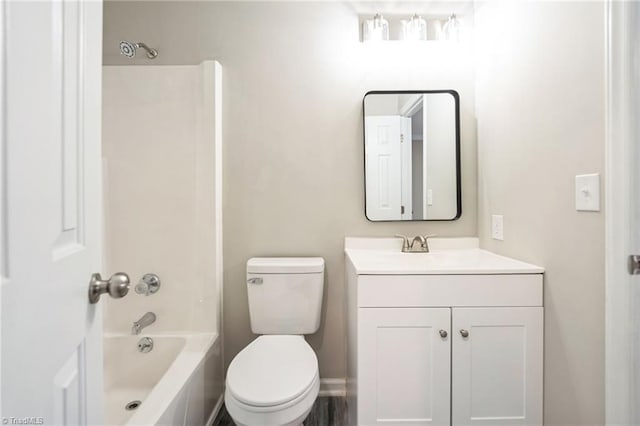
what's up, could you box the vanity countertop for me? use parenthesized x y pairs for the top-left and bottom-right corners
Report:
(345, 237), (544, 275)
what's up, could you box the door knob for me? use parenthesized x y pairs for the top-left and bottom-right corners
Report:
(439, 329), (448, 338)
(88, 272), (130, 304)
(460, 329), (469, 338)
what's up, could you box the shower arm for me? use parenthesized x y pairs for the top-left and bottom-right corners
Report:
(135, 42), (158, 59)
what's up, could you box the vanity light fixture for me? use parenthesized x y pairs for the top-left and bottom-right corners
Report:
(362, 13), (389, 41)
(401, 14), (427, 41)
(442, 13), (462, 41)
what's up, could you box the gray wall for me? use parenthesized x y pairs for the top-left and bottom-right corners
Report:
(103, 1), (478, 379)
(475, 2), (605, 424)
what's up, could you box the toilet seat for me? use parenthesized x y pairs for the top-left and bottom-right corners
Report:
(225, 370), (319, 413)
(226, 335), (319, 408)
(224, 374), (319, 426)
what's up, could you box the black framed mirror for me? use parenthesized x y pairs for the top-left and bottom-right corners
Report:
(363, 90), (461, 221)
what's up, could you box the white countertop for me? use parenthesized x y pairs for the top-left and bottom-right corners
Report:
(345, 237), (544, 275)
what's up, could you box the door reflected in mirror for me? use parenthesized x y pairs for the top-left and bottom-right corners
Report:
(364, 91), (461, 221)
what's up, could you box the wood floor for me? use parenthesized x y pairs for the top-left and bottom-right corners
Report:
(212, 396), (348, 426)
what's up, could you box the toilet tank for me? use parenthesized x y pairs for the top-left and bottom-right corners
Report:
(246, 257), (324, 335)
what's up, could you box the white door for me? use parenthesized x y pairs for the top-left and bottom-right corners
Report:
(400, 117), (412, 220)
(365, 116), (402, 220)
(358, 308), (451, 426)
(1, 1), (108, 424)
(452, 307), (543, 426)
(605, 2), (640, 423)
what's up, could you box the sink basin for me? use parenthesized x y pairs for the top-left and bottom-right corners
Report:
(345, 237), (544, 275)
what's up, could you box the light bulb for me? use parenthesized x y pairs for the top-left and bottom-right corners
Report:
(363, 13), (389, 42)
(442, 14), (462, 41)
(402, 14), (427, 41)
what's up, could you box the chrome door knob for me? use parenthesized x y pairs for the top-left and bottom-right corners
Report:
(88, 272), (130, 304)
(439, 329), (448, 338)
(460, 329), (469, 338)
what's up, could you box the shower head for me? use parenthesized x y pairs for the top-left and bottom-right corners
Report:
(119, 40), (158, 59)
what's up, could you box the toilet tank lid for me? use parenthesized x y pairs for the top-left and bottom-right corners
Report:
(247, 257), (324, 274)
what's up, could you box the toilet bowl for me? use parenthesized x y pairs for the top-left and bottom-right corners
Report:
(224, 257), (325, 426)
(225, 335), (320, 426)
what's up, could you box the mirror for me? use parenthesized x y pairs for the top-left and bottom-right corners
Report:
(363, 90), (461, 221)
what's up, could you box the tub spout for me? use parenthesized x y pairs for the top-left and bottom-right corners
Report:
(132, 312), (156, 335)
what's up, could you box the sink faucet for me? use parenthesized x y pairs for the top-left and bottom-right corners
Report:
(395, 234), (436, 253)
(412, 235), (427, 251)
(132, 312), (156, 335)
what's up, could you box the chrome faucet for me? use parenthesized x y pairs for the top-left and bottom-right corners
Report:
(132, 312), (156, 335)
(395, 234), (436, 253)
(412, 235), (427, 251)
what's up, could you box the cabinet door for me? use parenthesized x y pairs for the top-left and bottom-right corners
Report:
(358, 308), (451, 426)
(452, 307), (543, 426)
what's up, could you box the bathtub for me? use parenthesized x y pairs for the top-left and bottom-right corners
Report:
(104, 333), (223, 426)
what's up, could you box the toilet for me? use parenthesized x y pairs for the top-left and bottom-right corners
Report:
(225, 257), (325, 426)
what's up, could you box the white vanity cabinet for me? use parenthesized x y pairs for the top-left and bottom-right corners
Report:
(345, 238), (544, 426)
(359, 307), (452, 426)
(451, 307), (543, 425)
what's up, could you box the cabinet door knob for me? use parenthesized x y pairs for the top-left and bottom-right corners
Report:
(460, 329), (469, 338)
(439, 329), (448, 338)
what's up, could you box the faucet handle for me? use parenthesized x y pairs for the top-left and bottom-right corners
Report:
(422, 234), (437, 252)
(395, 234), (410, 251)
(135, 273), (161, 296)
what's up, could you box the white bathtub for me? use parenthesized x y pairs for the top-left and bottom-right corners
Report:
(104, 333), (223, 426)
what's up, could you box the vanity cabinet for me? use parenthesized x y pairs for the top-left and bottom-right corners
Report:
(451, 307), (543, 425)
(345, 238), (545, 426)
(359, 307), (451, 426)
(358, 306), (542, 426)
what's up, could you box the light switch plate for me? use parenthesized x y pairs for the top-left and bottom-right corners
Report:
(492, 215), (504, 241)
(575, 173), (600, 212)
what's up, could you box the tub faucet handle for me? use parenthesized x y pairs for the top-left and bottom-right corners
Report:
(135, 273), (161, 296)
(137, 337), (154, 353)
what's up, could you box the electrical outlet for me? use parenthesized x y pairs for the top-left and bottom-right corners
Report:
(492, 215), (504, 241)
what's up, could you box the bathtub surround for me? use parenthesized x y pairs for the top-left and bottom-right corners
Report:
(102, 62), (224, 423)
(474, 2), (605, 424)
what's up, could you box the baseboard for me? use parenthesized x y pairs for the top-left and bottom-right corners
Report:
(319, 378), (346, 397)
(207, 394), (225, 426)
